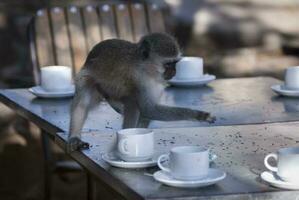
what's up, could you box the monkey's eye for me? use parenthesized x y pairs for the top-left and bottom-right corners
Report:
(164, 58), (180, 68)
(164, 62), (175, 69)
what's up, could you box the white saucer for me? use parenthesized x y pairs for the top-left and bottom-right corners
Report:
(261, 171), (299, 190)
(271, 84), (299, 97)
(168, 74), (216, 87)
(153, 168), (226, 188)
(102, 152), (158, 169)
(102, 152), (217, 169)
(29, 86), (75, 98)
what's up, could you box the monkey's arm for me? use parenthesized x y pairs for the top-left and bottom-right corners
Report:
(68, 91), (91, 152)
(67, 72), (102, 152)
(140, 103), (214, 122)
(137, 86), (215, 123)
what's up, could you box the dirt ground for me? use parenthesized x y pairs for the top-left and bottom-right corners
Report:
(0, 111), (125, 200)
(0, 116), (88, 200)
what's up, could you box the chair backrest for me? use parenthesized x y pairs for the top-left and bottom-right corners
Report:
(28, 2), (166, 85)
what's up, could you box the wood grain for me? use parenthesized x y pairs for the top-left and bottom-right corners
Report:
(130, 3), (149, 42)
(98, 4), (117, 40)
(50, 7), (73, 68)
(146, 3), (166, 33)
(35, 9), (55, 67)
(114, 3), (133, 41)
(82, 5), (101, 51)
(66, 6), (87, 74)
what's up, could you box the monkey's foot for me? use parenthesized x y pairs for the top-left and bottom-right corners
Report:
(66, 137), (89, 153)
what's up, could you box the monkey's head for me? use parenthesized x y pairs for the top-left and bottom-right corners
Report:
(138, 33), (181, 80)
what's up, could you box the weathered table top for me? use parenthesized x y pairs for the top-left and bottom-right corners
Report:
(1, 77), (299, 136)
(1, 77), (299, 199)
(54, 122), (299, 200)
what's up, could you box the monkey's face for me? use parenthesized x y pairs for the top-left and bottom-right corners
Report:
(138, 33), (182, 80)
(149, 34), (181, 80)
(163, 59), (180, 80)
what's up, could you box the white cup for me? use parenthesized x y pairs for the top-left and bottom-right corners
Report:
(284, 66), (299, 90)
(117, 128), (154, 162)
(175, 57), (203, 80)
(40, 66), (72, 92)
(158, 146), (209, 180)
(264, 147), (299, 183)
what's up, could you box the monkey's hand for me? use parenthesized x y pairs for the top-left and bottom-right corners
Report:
(196, 112), (216, 124)
(206, 115), (216, 124)
(66, 136), (89, 153)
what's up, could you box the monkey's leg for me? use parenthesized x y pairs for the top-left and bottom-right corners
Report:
(122, 100), (140, 128)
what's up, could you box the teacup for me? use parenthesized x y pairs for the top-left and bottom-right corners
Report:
(40, 66), (72, 92)
(117, 128), (154, 162)
(264, 147), (299, 182)
(175, 57), (203, 80)
(157, 146), (209, 180)
(284, 66), (299, 90)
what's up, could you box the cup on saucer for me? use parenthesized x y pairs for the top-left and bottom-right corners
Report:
(284, 66), (299, 90)
(116, 128), (154, 162)
(175, 57), (204, 80)
(271, 66), (299, 96)
(157, 146), (209, 181)
(264, 147), (299, 183)
(169, 57), (215, 87)
(40, 66), (73, 92)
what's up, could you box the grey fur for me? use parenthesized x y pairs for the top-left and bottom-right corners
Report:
(67, 33), (215, 152)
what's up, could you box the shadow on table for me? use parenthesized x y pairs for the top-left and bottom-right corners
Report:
(271, 96), (299, 112)
(164, 85), (214, 105)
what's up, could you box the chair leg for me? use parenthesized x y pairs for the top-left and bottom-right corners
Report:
(41, 131), (53, 200)
(87, 173), (97, 200)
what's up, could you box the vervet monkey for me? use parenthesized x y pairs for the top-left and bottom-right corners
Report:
(67, 33), (215, 152)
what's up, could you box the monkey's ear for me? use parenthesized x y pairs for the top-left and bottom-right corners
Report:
(138, 39), (151, 60)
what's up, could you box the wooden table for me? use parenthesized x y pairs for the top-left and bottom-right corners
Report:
(56, 122), (299, 200)
(1, 76), (299, 199)
(1, 77), (299, 136)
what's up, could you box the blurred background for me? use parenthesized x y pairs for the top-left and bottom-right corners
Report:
(0, 0), (299, 199)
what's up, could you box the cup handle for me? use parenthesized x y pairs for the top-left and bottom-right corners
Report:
(157, 154), (171, 173)
(118, 139), (130, 155)
(264, 153), (278, 172)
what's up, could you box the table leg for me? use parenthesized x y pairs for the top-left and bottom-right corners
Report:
(41, 131), (53, 200)
(87, 173), (97, 200)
